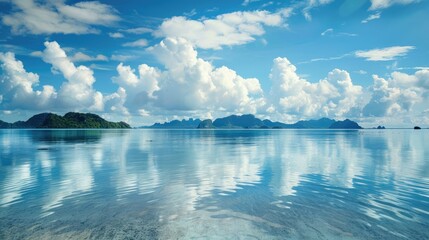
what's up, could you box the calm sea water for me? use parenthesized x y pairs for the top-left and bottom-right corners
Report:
(0, 129), (428, 239)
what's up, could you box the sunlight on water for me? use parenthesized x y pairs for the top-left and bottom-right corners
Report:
(0, 129), (428, 239)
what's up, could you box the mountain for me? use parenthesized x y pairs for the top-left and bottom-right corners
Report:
(294, 118), (336, 129)
(0, 120), (11, 128)
(329, 119), (363, 129)
(213, 114), (264, 128)
(197, 119), (214, 129)
(262, 119), (289, 128)
(141, 114), (363, 129)
(0, 112), (131, 129)
(145, 118), (201, 129)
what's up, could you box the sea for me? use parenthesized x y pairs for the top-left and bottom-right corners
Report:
(0, 129), (428, 239)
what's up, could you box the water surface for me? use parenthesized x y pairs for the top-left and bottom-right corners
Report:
(1, 129), (428, 239)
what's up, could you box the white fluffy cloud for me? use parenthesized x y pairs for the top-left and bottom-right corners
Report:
(154, 8), (292, 49)
(369, 0), (420, 10)
(2, 38), (427, 125)
(269, 57), (363, 119)
(363, 70), (429, 117)
(41, 41), (103, 111)
(0, 41), (106, 112)
(355, 46), (415, 61)
(2, 0), (120, 35)
(0, 52), (56, 110)
(110, 38), (264, 116)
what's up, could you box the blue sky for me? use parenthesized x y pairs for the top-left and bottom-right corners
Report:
(0, 0), (428, 127)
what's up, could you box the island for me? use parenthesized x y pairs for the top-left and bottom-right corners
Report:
(144, 114), (363, 129)
(0, 112), (131, 129)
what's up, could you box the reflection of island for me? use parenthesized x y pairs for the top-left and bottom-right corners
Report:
(0, 112), (130, 129)
(31, 130), (104, 144)
(144, 114), (363, 129)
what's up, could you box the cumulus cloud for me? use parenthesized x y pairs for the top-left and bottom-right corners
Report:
(0, 52), (56, 110)
(362, 70), (429, 116)
(369, 0), (420, 10)
(122, 39), (149, 48)
(269, 57), (363, 119)
(1, 44), (105, 112)
(110, 38), (265, 116)
(41, 41), (103, 111)
(2, 0), (120, 35)
(154, 8), (292, 49)
(355, 46), (415, 61)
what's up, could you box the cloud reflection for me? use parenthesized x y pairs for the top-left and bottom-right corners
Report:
(0, 129), (428, 239)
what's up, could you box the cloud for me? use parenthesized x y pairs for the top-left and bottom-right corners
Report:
(122, 27), (153, 34)
(262, 2), (274, 8)
(154, 8), (292, 49)
(3, 39), (428, 126)
(30, 51), (43, 57)
(300, 53), (352, 64)
(111, 54), (137, 62)
(109, 32), (124, 38)
(362, 12), (381, 23)
(269, 57), (363, 119)
(110, 38), (265, 116)
(183, 9), (197, 17)
(369, 0), (420, 10)
(41, 41), (103, 111)
(363, 70), (429, 116)
(321, 28), (357, 37)
(123, 39), (149, 48)
(242, 0), (260, 6)
(0, 52), (56, 110)
(2, 0), (120, 35)
(70, 52), (108, 62)
(321, 28), (333, 36)
(355, 46), (415, 61)
(302, 0), (334, 21)
(32, 49), (108, 63)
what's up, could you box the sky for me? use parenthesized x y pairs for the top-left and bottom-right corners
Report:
(0, 0), (428, 127)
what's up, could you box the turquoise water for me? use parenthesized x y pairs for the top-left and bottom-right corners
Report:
(0, 129), (428, 239)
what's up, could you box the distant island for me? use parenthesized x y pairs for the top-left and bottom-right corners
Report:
(0, 112), (130, 129)
(143, 114), (363, 129)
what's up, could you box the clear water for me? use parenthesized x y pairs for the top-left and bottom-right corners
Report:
(0, 129), (428, 239)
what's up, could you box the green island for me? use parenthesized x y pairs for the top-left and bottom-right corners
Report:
(0, 112), (130, 129)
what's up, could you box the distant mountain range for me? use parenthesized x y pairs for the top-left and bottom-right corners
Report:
(0, 112), (130, 129)
(144, 114), (363, 129)
(146, 118), (202, 129)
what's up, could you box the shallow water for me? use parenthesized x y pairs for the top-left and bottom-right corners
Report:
(0, 129), (428, 239)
